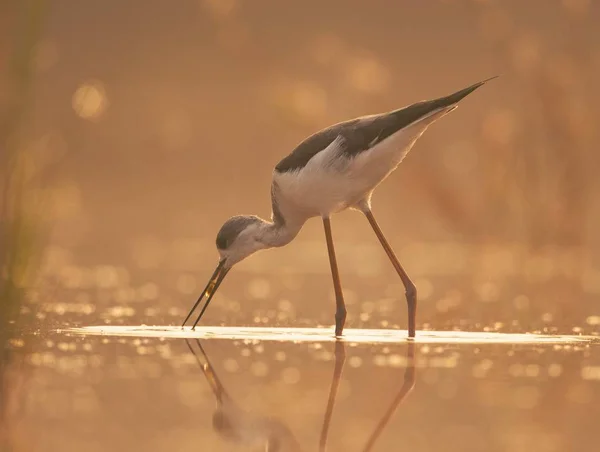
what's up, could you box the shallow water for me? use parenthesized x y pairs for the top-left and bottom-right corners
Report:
(5, 320), (600, 452)
(6, 243), (600, 451)
(66, 325), (596, 344)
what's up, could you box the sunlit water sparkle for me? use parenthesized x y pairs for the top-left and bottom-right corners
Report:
(63, 325), (598, 344)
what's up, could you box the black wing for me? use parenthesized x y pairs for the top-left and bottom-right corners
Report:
(274, 118), (360, 173)
(274, 77), (495, 174)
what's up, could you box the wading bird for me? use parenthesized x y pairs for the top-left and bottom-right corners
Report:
(182, 77), (497, 337)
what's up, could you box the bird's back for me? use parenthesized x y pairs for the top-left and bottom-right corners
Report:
(274, 77), (495, 176)
(274, 117), (361, 174)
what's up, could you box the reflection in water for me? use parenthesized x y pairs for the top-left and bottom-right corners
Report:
(186, 339), (301, 452)
(319, 342), (345, 451)
(186, 339), (416, 451)
(361, 343), (415, 452)
(10, 325), (600, 451)
(319, 342), (416, 452)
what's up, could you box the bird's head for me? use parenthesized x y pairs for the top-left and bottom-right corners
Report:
(189, 216), (269, 315)
(182, 214), (281, 328)
(216, 215), (271, 267)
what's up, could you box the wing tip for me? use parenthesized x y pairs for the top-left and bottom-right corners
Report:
(444, 74), (500, 105)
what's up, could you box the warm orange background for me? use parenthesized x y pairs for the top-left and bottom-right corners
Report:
(1, 2), (599, 451)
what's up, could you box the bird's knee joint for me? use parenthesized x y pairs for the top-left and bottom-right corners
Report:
(405, 284), (417, 303)
(335, 307), (347, 321)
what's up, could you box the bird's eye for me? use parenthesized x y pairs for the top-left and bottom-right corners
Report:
(216, 232), (231, 250)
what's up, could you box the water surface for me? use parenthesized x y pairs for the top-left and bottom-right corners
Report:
(6, 321), (600, 452)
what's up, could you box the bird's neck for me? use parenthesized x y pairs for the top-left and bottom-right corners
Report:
(261, 219), (303, 248)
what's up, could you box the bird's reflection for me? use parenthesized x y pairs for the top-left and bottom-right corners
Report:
(319, 341), (416, 452)
(361, 342), (415, 452)
(186, 339), (416, 452)
(186, 339), (301, 451)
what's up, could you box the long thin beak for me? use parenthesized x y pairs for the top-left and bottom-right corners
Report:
(181, 259), (230, 329)
(185, 339), (229, 404)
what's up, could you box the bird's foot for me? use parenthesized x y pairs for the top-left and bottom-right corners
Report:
(334, 307), (346, 337)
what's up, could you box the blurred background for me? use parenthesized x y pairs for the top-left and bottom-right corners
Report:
(1, 0), (600, 451)
(3, 0), (599, 332)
